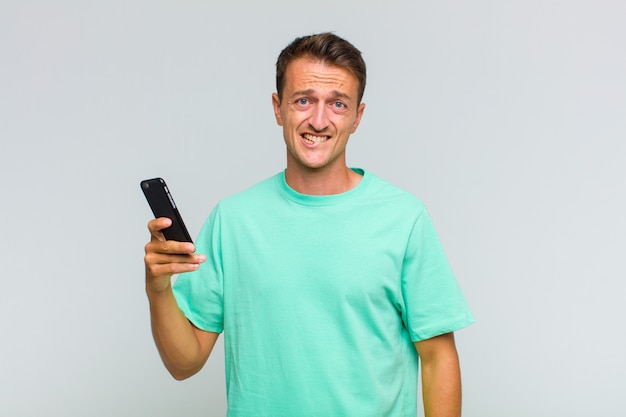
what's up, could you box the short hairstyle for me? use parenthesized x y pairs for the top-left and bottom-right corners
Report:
(275, 32), (367, 103)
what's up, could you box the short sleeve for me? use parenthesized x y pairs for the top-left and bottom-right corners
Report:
(172, 206), (225, 333)
(400, 208), (474, 342)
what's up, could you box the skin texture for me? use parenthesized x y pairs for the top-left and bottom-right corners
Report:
(145, 57), (463, 416)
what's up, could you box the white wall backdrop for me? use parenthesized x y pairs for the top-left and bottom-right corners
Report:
(1, 1), (625, 416)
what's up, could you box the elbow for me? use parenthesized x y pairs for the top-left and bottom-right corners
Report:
(171, 372), (191, 381)
(164, 358), (204, 381)
(168, 366), (199, 381)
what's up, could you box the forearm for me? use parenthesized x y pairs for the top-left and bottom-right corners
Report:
(421, 351), (462, 417)
(147, 285), (210, 380)
(415, 333), (463, 417)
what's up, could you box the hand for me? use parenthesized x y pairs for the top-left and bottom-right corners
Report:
(144, 217), (205, 293)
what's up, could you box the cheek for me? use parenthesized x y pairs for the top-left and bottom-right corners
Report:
(287, 113), (309, 129)
(337, 118), (355, 134)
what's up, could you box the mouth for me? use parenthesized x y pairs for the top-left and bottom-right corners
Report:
(302, 133), (330, 144)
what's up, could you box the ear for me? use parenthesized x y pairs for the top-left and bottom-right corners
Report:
(350, 102), (366, 133)
(272, 93), (283, 126)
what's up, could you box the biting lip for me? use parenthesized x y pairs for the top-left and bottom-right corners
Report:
(302, 133), (331, 143)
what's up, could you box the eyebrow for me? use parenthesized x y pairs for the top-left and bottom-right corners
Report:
(291, 89), (351, 100)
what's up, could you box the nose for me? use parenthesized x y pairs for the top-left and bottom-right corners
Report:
(309, 103), (330, 132)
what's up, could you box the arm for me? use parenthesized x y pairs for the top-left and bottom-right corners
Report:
(414, 332), (462, 417)
(144, 217), (219, 380)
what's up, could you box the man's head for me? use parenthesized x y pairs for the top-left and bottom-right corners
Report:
(271, 34), (367, 180)
(275, 33), (367, 104)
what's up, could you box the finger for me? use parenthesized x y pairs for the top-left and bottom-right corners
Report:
(146, 260), (202, 278)
(147, 217), (172, 241)
(145, 251), (206, 265)
(144, 251), (205, 278)
(145, 239), (197, 256)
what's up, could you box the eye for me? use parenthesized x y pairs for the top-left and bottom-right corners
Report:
(297, 98), (309, 106)
(333, 101), (346, 109)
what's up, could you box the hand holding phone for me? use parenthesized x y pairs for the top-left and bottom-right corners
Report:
(141, 178), (193, 243)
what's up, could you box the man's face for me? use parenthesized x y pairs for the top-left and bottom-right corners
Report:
(272, 57), (365, 173)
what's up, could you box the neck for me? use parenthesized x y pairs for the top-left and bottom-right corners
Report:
(285, 164), (362, 196)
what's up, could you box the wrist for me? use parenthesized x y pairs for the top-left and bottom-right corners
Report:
(145, 275), (173, 298)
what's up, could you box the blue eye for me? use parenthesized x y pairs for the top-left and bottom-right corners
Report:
(297, 98), (309, 105)
(334, 101), (345, 108)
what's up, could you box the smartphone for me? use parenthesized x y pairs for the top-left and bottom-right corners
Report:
(140, 178), (193, 243)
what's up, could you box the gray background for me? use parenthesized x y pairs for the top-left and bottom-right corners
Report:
(1, 1), (625, 416)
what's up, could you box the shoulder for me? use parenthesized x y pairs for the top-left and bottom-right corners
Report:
(214, 172), (281, 213)
(361, 170), (427, 213)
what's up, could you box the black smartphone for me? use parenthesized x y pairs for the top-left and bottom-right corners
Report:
(140, 178), (193, 243)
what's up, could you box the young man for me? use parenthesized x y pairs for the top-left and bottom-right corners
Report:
(144, 33), (474, 417)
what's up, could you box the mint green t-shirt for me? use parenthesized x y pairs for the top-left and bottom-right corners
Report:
(173, 169), (474, 417)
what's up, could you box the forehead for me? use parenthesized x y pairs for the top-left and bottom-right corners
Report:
(283, 58), (359, 97)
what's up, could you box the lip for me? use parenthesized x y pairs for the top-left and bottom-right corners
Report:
(301, 133), (331, 147)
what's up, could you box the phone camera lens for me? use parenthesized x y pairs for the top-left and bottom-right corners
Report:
(142, 182), (149, 189)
